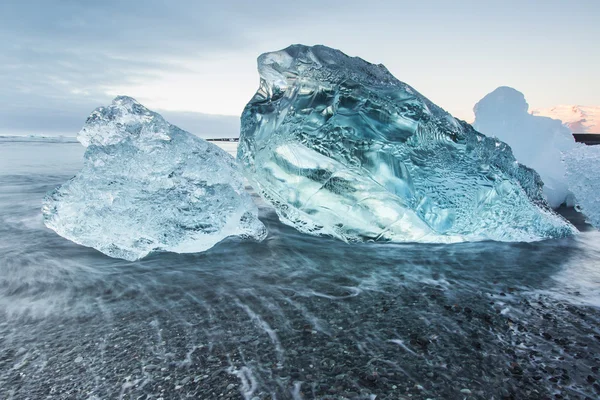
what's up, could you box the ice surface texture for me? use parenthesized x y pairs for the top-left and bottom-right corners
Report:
(563, 144), (600, 229)
(473, 87), (576, 209)
(238, 45), (576, 243)
(43, 97), (266, 261)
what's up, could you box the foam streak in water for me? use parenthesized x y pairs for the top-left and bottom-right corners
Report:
(234, 298), (285, 363)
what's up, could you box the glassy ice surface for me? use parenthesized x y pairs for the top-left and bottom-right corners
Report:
(2, 141), (600, 399)
(563, 144), (600, 229)
(239, 45), (575, 244)
(473, 87), (576, 209)
(42, 97), (266, 261)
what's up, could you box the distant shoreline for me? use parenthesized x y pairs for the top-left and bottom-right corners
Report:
(0, 135), (79, 143)
(0, 135), (240, 143)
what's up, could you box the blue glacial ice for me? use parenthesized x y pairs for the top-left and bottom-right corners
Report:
(238, 45), (576, 243)
(43, 96), (266, 261)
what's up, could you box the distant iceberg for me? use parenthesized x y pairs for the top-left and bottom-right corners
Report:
(473, 87), (576, 209)
(43, 96), (266, 261)
(238, 45), (576, 244)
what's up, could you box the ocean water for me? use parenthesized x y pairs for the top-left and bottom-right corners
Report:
(1, 140), (600, 400)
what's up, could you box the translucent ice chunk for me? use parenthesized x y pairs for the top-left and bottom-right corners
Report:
(563, 144), (600, 229)
(43, 96), (266, 261)
(238, 45), (575, 243)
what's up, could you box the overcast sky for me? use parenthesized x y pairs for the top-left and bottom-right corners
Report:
(1, 0), (598, 137)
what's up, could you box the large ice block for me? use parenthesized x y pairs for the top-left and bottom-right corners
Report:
(43, 96), (266, 261)
(238, 45), (576, 243)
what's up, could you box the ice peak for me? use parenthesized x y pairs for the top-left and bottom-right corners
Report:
(255, 45), (397, 101)
(474, 87), (529, 116)
(113, 95), (140, 104)
(110, 95), (147, 111)
(79, 96), (171, 147)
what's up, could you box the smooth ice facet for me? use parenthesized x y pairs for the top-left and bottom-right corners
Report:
(43, 96), (266, 261)
(239, 45), (576, 243)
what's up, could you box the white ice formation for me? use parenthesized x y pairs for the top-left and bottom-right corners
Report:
(43, 96), (266, 261)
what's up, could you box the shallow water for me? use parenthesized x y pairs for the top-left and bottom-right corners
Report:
(1, 141), (600, 399)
